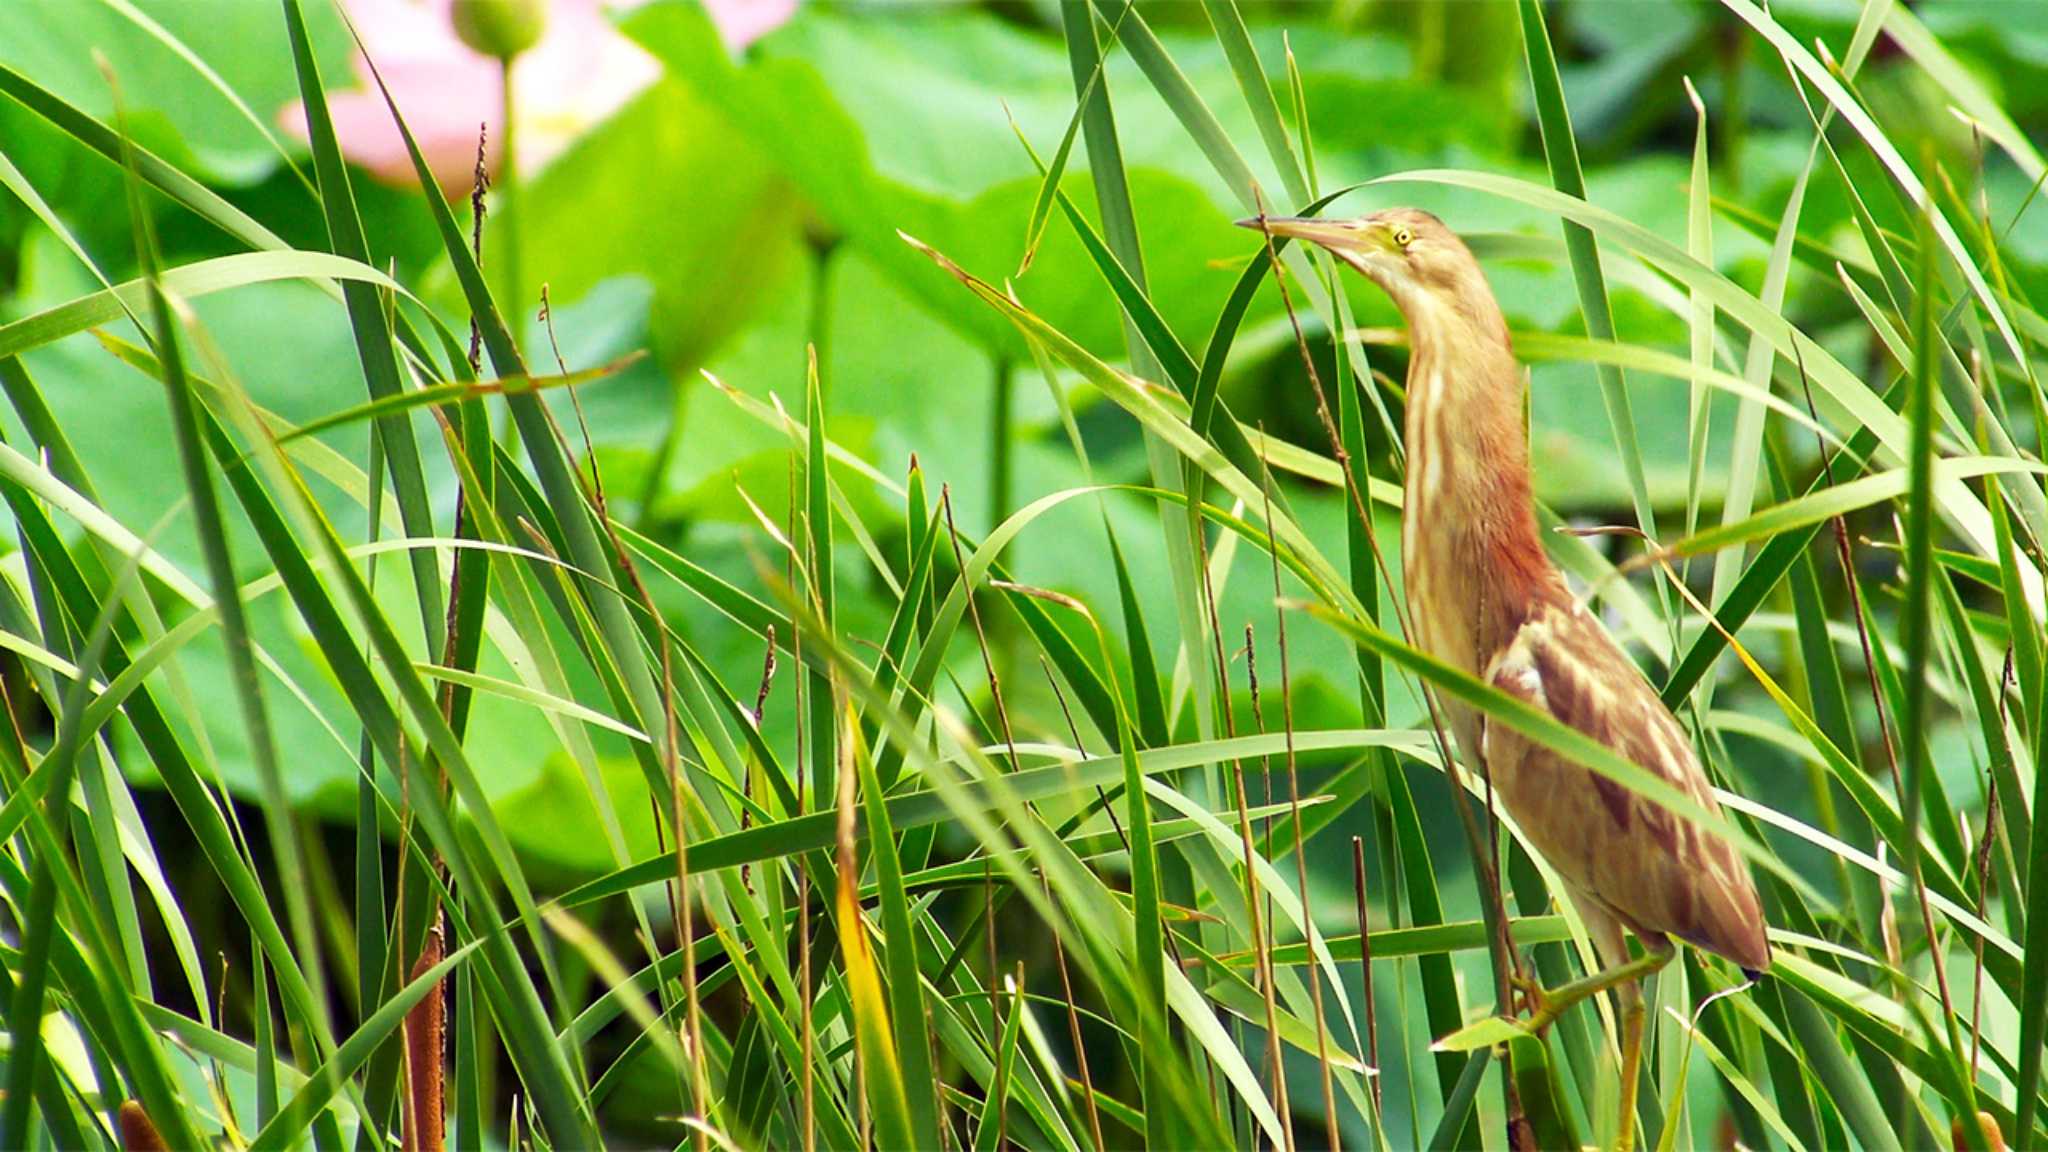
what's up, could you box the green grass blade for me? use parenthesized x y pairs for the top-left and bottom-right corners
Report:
(1682, 77), (1715, 560)
(1427, 1051), (1491, 1151)
(1089, 0), (1254, 208)
(560, 729), (1429, 907)
(805, 352), (837, 816)
(850, 713), (943, 1148)
(115, 75), (329, 1038)
(1515, 0), (1657, 557)
(1988, 489), (2038, 856)
(97, 0), (316, 192)
(972, 972), (1027, 1152)
(1249, 915), (1572, 967)
(1017, 0), (1131, 278)
(1, 862), (58, 1148)
(0, 61), (289, 251)
(2016, 460), (2048, 1129)
(1388, 760), (1474, 1107)
(1668, 460), (2041, 561)
(1719, 0), (2026, 367)
(0, 251), (405, 361)
(1060, 0), (1155, 371)
(1199, 0), (1307, 207)
(277, 0), (444, 642)
(251, 940), (482, 1149)
(342, 5), (683, 820)
(1106, 532), (1167, 747)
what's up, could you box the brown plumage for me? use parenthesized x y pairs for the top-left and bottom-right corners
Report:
(1243, 207), (1768, 970)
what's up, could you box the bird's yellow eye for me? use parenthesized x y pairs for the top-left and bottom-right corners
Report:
(1392, 225), (1414, 248)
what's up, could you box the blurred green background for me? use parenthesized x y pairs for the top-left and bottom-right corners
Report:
(3, 0), (2046, 1145)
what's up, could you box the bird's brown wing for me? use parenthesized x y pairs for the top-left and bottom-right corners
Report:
(1480, 600), (1770, 971)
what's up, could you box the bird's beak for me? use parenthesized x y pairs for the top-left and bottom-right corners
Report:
(1239, 216), (1389, 280)
(1234, 215), (1363, 251)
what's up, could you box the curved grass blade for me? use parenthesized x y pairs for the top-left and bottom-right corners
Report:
(1718, 0), (2027, 367)
(278, 0), (444, 641)
(1016, 1), (1132, 277)
(0, 251), (406, 360)
(1664, 459), (2043, 562)
(0, 61), (289, 251)
(340, 0), (685, 821)
(1200, 0), (1307, 208)
(97, 0), (317, 193)
(1516, 0), (1658, 564)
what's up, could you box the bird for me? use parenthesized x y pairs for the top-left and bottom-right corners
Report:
(1239, 207), (1769, 1151)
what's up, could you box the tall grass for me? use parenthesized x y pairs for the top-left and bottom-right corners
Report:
(0, 0), (2043, 1149)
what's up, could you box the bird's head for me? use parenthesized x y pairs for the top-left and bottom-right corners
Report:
(1237, 207), (1503, 339)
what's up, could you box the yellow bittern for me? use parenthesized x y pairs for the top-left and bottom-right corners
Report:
(1242, 208), (1769, 1150)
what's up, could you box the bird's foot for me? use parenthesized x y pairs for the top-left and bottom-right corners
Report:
(1508, 968), (1558, 1034)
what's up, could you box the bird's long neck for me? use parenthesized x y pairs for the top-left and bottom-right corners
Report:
(1396, 291), (1558, 676)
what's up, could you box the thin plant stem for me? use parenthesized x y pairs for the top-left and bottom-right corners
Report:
(1239, 625), (1294, 1152)
(942, 484), (1024, 1130)
(658, 537), (707, 1152)
(1198, 574), (1251, 1147)
(740, 626), (777, 894)
(1263, 446), (1339, 1151)
(941, 486), (1021, 776)
(538, 284), (606, 515)
(1196, 542), (1286, 1151)
(1352, 836), (1382, 1119)
(1233, 727), (1288, 1151)
(1189, 519), (1257, 1139)
(791, 454), (816, 1152)
(990, 357), (1012, 538)
(1043, 866), (1104, 1152)
(1033, 663), (1110, 1152)
(1794, 345), (1960, 1035)
(1970, 650), (2010, 1076)
(983, 859), (1006, 1143)
(467, 126), (489, 375)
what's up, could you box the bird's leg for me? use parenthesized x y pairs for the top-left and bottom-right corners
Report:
(1614, 979), (1648, 1152)
(1521, 941), (1672, 1034)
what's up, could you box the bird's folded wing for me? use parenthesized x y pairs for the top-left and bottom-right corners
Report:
(1482, 601), (1770, 969)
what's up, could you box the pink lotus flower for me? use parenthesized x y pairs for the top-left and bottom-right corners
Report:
(701, 0), (796, 53)
(282, 0), (795, 191)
